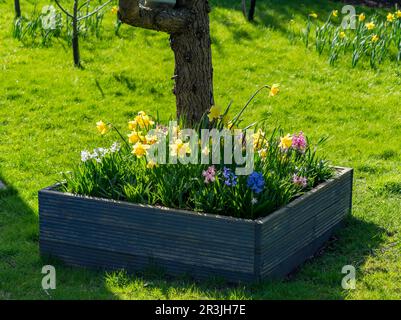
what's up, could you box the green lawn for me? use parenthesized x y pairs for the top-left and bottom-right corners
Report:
(1, 0), (401, 299)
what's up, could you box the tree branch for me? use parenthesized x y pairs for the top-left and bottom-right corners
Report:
(77, 0), (113, 21)
(118, 0), (193, 34)
(54, 0), (73, 18)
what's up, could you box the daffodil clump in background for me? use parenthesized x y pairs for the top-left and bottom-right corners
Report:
(302, 8), (401, 68)
(61, 86), (333, 219)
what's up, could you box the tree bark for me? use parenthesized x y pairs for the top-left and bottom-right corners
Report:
(14, 0), (21, 18)
(118, 0), (214, 124)
(170, 0), (213, 123)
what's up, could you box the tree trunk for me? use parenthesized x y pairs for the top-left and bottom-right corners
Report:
(248, 0), (256, 21)
(242, 0), (257, 21)
(170, 0), (214, 123)
(118, 0), (213, 124)
(14, 0), (21, 18)
(72, 0), (81, 67)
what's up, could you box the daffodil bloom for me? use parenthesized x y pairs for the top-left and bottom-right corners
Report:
(252, 129), (267, 150)
(387, 13), (395, 22)
(145, 134), (158, 145)
(339, 31), (346, 39)
(111, 6), (118, 14)
(309, 13), (318, 19)
(269, 84), (280, 97)
(359, 13), (366, 22)
(371, 34), (379, 43)
(208, 105), (221, 122)
(201, 146), (210, 156)
(133, 111), (154, 129)
(279, 134), (293, 150)
(258, 148), (268, 159)
(170, 139), (191, 157)
(366, 22), (375, 30)
(96, 121), (108, 135)
(132, 142), (150, 158)
(128, 131), (144, 144)
(146, 159), (157, 169)
(332, 10), (338, 17)
(396, 10), (401, 18)
(128, 120), (137, 131)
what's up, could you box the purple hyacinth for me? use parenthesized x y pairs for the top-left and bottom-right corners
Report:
(223, 167), (237, 186)
(247, 172), (265, 194)
(292, 174), (307, 188)
(292, 131), (307, 152)
(202, 165), (216, 184)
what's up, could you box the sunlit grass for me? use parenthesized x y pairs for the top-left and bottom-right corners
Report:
(0, 0), (401, 299)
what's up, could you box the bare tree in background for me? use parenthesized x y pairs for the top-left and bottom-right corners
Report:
(14, 0), (21, 18)
(54, 0), (111, 67)
(242, 0), (257, 21)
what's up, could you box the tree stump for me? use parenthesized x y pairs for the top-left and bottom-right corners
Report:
(118, 0), (214, 124)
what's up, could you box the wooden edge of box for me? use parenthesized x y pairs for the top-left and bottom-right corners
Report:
(254, 166), (353, 225)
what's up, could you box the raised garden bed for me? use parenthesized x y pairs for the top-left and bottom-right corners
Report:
(39, 167), (353, 282)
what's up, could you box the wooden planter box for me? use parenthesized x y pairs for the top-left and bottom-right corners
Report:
(39, 167), (353, 282)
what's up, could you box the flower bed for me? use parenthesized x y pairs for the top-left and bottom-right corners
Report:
(39, 86), (353, 281)
(59, 87), (334, 220)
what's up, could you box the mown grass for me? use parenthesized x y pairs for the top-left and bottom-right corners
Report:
(1, 0), (401, 299)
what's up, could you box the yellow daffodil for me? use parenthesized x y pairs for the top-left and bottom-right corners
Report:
(132, 142), (149, 158)
(309, 13), (318, 19)
(387, 13), (395, 22)
(371, 34), (379, 43)
(252, 129), (267, 150)
(111, 6), (119, 14)
(128, 131), (144, 144)
(170, 139), (191, 157)
(279, 134), (293, 150)
(339, 31), (346, 39)
(96, 120), (108, 135)
(128, 120), (137, 131)
(201, 146), (210, 156)
(258, 148), (268, 159)
(359, 13), (366, 22)
(366, 22), (375, 30)
(396, 10), (401, 18)
(208, 105), (221, 122)
(132, 111), (154, 129)
(269, 83), (280, 97)
(332, 10), (338, 18)
(146, 159), (157, 169)
(145, 134), (158, 145)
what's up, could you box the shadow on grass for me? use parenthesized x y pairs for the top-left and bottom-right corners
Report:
(211, 0), (382, 40)
(102, 214), (387, 300)
(0, 171), (388, 299)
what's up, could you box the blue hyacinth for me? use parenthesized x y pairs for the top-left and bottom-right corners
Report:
(247, 172), (265, 194)
(223, 167), (237, 186)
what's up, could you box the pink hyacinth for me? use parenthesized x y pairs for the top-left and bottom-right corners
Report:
(292, 174), (307, 188)
(292, 131), (307, 152)
(202, 165), (216, 184)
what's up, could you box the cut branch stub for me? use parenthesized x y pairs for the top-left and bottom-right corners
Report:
(118, 0), (214, 124)
(118, 0), (193, 34)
